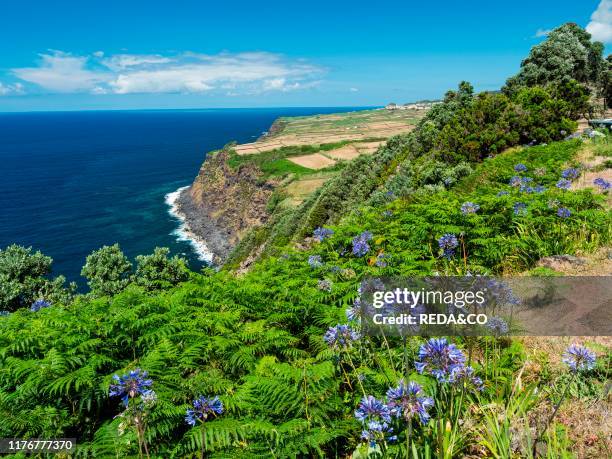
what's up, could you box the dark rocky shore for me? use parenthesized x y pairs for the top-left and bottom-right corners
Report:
(174, 186), (234, 264)
(173, 149), (273, 265)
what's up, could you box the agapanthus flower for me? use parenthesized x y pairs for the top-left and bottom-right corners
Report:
(386, 380), (434, 424)
(556, 179), (572, 190)
(593, 177), (611, 190)
(461, 202), (480, 215)
(513, 202), (527, 215)
(533, 185), (546, 193)
(514, 163), (528, 173)
(0, 311), (9, 317)
(484, 279), (521, 307)
(509, 176), (523, 187)
(308, 255), (323, 268)
(109, 368), (153, 407)
(30, 299), (51, 312)
(452, 366), (484, 392)
(561, 168), (580, 180)
(352, 231), (373, 257)
(497, 190), (509, 197)
(358, 278), (385, 295)
(557, 207), (571, 218)
(562, 345), (596, 373)
(185, 396), (224, 426)
(360, 420), (395, 447)
(415, 338), (466, 383)
(346, 297), (362, 321)
(375, 253), (388, 268)
(352, 238), (370, 257)
(324, 324), (359, 348)
(140, 390), (158, 408)
(382, 210), (393, 218)
(313, 227), (334, 242)
(486, 316), (509, 335)
(317, 279), (332, 292)
(438, 233), (459, 259)
(355, 395), (392, 424)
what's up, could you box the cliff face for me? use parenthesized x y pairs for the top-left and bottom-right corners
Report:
(176, 150), (273, 263)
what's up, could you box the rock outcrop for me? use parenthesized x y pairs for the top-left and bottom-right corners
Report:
(176, 150), (273, 263)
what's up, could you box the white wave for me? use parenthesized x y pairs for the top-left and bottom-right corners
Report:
(165, 186), (214, 263)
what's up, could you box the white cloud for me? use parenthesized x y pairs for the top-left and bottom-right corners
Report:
(10, 50), (324, 96)
(534, 28), (551, 38)
(13, 51), (110, 92)
(102, 54), (174, 71)
(0, 82), (24, 96)
(586, 0), (612, 43)
(349, 87), (359, 92)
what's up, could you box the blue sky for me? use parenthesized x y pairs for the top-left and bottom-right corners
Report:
(0, 0), (610, 111)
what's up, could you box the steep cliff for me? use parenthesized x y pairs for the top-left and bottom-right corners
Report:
(176, 150), (274, 263)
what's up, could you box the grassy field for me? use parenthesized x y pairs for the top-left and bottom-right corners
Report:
(226, 108), (425, 208)
(233, 108), (424, 155)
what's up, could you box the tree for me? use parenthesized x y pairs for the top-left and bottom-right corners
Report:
(81, 244), (132, 297)
(0, 244), (75, 311)
(134, 247), (189, 291)
(600, 55), (612, 109)
(505, 23), (605, 93)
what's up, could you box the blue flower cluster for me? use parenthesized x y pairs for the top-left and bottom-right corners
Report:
(308, 255), (323, 268)
(438, 233), (458, 259)
(313, 227), (334, 242)
(355, 396), (395, 447)
(185, 396), (224, 426)
(460, 202), (480, 215)
(514, 163), (528, 173)
(30, 299), (51, 312)
(562, 345), (596, 373)
(375, 253), (388, 268)
(557, 207), (571, 218)
(323, 324), (359, 348)
(556, 179), (572, 190)
(352, 231), (373, 257)
(513, 202), (527, 215)
(486, 316), (509, 335)
(109, 368), (153, 407)
(452, 365), (484, 392)
(415, 338), (466, 383)
(561, 167), (580, 180)
(593, 177), (611, 190)
(386, 380), (433, 424)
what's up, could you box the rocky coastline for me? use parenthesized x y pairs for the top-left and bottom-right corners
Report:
(172, 149), (273, 264)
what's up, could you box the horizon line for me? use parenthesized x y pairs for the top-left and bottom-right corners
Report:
(0, 105), (383, 115)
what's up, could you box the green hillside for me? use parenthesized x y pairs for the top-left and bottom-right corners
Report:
(1, 22), (611, 458)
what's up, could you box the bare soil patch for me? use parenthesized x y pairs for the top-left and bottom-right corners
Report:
(287, 153), (336, 169)
(325, 145), (361, 160)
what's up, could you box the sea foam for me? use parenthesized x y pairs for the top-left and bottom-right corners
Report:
(165, 186), (214, 262)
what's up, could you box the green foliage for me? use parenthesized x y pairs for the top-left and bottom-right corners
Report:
(81, 243), (133, 297)
(1, 24), (610, 457)
(0, 244), (75, 311)
(505, 22), (605, 90)
(134, 247), (189, 292)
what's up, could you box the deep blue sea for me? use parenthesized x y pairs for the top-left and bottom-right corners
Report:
(0, 107), (365, 288)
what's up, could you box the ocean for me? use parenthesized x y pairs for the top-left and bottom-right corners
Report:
(0, 107), (365, 288)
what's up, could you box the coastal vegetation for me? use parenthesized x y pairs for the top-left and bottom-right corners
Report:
(0, 23), (611, 458)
